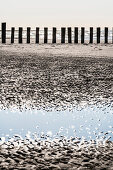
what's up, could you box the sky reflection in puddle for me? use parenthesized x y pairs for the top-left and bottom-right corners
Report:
(0, 104), (113, 142)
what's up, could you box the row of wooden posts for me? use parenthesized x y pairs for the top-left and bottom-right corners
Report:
(1, 23), (110, 44)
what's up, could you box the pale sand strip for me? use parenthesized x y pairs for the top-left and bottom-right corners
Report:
(1, 44), (113, 58)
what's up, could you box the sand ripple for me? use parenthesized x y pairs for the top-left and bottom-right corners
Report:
(0, 138), (113, 169)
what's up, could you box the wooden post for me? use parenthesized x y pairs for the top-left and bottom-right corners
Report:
(11, 27), (15, 44)
(2, 22), (6, 43)
(36, 27), (39, 43)
(97, 27), (100, 44)
(61, 27), (66, 43)
(52, 27), (56, 43)
(90, 27), (93, 43)
(74, 27), (78, 43)
(44, 27), (48, 43)
(27, 27), (30, 43)
(19, 27), (23, 43)
(81, 27), (85, 44)
(68, 27), (72, 43)
(105, 27), (108, 44)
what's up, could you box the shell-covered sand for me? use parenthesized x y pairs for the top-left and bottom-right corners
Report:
(0, 44), (113, 169)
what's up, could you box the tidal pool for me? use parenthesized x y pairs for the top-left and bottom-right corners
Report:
(0, 104), (113, 142)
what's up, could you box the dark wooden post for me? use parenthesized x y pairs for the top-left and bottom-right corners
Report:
(11, 27), (15, 44)
(105, 27), (108, 44)
(36, 27), (39, 43)
(68, 27), (72, 43)
(27, 27), (31, 43)
(61, 27), (66, 43)
(52, 27), (56, 43)
(74, 27), (78, 43)
(97, 27), (100, 44)
(81, 27), (85, 44)
(2, 22), (6, 43)
(19, 27), (23, 43)
(44, 27), (48, 43)
(90, 27), (93, 43)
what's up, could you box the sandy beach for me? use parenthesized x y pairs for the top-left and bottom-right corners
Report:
(0, 44), (113, 169)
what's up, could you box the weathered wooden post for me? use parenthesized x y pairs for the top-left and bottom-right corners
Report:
(90, 27), (93, 43)
(52, 27), (56, 43)
(74, 27), (78, 43)
(97, 27), (100, 44)
(81, 27), (85, 44)
(105, 27), (108, 44)
(68, 27), (72, 43)
(19, 27), (23, 43)
(36, 27), (39, 43)
(11, 27), (15, 44)
(61, 27), (66, 43)
(44, 27), (48, 43)
(2, 22), (6, 43)
(27, 27), (31, 43)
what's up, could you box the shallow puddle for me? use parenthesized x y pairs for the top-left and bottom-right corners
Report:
(0, 104), (113, 142)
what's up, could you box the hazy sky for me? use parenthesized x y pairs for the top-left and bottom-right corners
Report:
(0, 0), (113, 29)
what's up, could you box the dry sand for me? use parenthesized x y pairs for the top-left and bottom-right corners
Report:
(0, 44), (113, 169)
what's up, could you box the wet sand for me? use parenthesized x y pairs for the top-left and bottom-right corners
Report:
(0, 44), (113, 169)
(0, 139), (113, 170)
(0, 44), (113, 110)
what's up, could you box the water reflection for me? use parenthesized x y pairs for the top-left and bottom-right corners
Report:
(0, 104), (113, 142)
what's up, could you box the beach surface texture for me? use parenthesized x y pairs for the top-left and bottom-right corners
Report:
(0, 44), (113, 169)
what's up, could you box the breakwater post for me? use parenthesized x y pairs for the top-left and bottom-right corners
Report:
(1, 23), (6, 43)
(61, 27), (66, 43)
